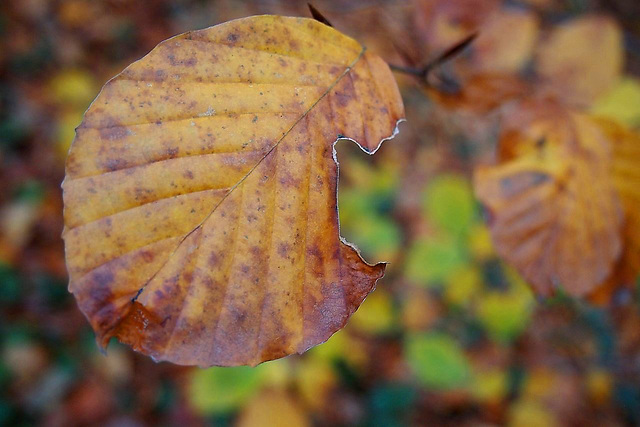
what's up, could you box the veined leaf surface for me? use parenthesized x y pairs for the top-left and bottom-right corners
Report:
(62, 15), (404, 367)
(474, 102), (622, 296)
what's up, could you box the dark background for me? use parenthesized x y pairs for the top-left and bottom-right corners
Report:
(1, 0), (640, 425)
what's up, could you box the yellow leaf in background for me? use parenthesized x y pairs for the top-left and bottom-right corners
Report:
(49, 69), (97, 107)
(444, 265), (482, 307)
(468, 224), (494, 260)
(509, 399), (559, 427)
(341, 158), (398, 193)
(596, 119), (640, 285)
(62, 15), (404, 367)
(469, 369), (508, 404)
(473, 8), (539, 73)
(56, 110), (85, 159)
(350, 288), (395, 334)
(535, 15), (623, 107)
(592, 78), (640, 128)
(477, 285), (534, 342)
(296, 358), (337, 410)
(475, 105), (623, 296)
(309, 329), (368, 371)
(259, 358), (291, 389)
(237, 390), (309, 427)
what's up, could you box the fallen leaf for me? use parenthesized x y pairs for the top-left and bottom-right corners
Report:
(237, 390), (310, 427)
(422, 174), (476, 236)
(405, 332), (471, 390)
(477, 281), (534, 342)
(413, 0), (500, 54)
(189, 365), (264, 414)
(405, 235), (467, 287)
(592, 78), (640, 128)
(535, 15), (623, 108)
(472, 8), (539, 74)
(508, 399), (560, 427)
(474, 102), (623, 296)
(295, 358), (337, 410)
(444, 265), (482, 307)
(349, 288), (395, 334)
(62, 15), (404, 367)
(427, 73), (529, 113)
(596, 119), (640, 285)
(469, 369), (508, 404)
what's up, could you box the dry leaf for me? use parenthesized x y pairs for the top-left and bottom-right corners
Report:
(535, 15), (623, 108)
(62, 16), (404, 366)
(596, 119), (640, 285)
(474, 101), (623, 296)
(237, 390), (310, 427)
(413, 0), (500, 53)
(472, 8), (539, 74)
(427, 73), (528, 113)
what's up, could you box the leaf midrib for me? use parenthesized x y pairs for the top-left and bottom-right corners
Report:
(129, 45), (367, 307)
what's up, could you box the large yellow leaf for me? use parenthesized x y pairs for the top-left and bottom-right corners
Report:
(62, 15), (404, 367)
(474, 102), (623, 296)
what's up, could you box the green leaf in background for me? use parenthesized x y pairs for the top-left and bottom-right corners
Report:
(345, 214), (402, 260)
(477, 281), (534, 343)
(592, 78), (640, 127)
(189, 366), (265, 415)
(405, 332), (470, 390)
(405, 236), (467, 287)
(423, 174), (476, 236)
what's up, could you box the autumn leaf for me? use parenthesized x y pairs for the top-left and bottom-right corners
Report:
(592, 78), (640, 128)
(471, 8), (539, 74)
(595, 119), (640, 286)
(237, 390), (310, 427)
(426, 71), (529, 114)
(474, 101), (623, 296)
(535, 15), (623, 108)
(62, 15), (404, 367)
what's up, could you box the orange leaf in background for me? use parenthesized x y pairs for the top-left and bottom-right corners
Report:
(427, 73), (528, 113)
(474, 101), (623, 296)
(472, 8), (539, 74)
(535, 15), (624, 108)
(413, 0), (500, 53)
(420, 7), (538, 114)
(597, 119), (640, 285)
(62, 15), (404, 367)
(237, 390), (309, 427)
